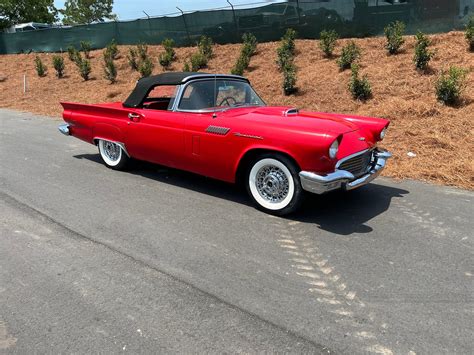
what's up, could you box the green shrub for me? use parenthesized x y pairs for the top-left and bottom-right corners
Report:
(198, 35), (213, 59)
(103, 54), (117, 83)
(435, 66), (468, 105)
(282, 62), (297, 95)
(137, 43), (148, 60)
(138, 57), (154, 77)
(158, 51), (173, 70)
(67, 46), (79, 62)
(231, 33), (258, 76)
(190, 52), (208, 71)
(127, 48), (138, 71)
(80, 40), (91, 58)
(466, 15), (474, 51)
(242, 33), (257, 57)
(337, 41), (361, 70)
(413, 31), (434, 71)
(231, 54), (250, 75)
(52, 55), (65, 78)
(34, 56), (46, 77)
(282, 28), (297, 54)
(384, 21), (405, 55)
(319, 29), (339, 57)
(183, 60), (191, 72)
(162, 38), (176, 59)
(348, 64), (372, 101)
(78, 58), (91, 80)
(104, 39), (119, 60)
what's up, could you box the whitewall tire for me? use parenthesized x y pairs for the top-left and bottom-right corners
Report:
(98, 139), (129, 170)
(246, 154), (303, 215)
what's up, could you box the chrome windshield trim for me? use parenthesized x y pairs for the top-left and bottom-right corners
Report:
(174, 77), (266, 113)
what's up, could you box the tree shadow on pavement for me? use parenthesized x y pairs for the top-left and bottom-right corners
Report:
(74, 154), (409, 236)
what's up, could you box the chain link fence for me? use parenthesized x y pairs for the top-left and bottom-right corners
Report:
(1, 0), (472, 54)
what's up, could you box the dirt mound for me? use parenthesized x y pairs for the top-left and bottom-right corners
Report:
(0, 31), (472, 189)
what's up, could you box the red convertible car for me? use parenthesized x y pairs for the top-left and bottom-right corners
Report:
(59, 72), (391, 215)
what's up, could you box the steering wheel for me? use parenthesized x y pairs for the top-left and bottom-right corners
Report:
(217, 96), (237, 107)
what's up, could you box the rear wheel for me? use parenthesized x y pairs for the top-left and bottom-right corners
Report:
(246, 153), (303, 215)
(98, 139), (129, 170)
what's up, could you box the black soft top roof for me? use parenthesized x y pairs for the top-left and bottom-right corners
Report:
(123, 72), (248, 108)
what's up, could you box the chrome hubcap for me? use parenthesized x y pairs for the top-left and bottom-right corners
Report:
(103, 141), (120, 161)
(256, 165), (289, 203)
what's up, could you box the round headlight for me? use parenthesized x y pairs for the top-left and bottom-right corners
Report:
(329, 139), (339, 159)
(380, 127), (387, 140)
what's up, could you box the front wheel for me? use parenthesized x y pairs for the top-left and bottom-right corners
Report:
(98, 139), (129, 170)
(246, 154), (304, 216)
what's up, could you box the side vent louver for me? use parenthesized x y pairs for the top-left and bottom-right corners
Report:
(205, 125), (230, 135)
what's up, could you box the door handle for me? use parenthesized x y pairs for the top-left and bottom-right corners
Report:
(128, 113), (140, 122)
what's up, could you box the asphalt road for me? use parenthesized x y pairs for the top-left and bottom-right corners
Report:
(1, 109), (473, 354)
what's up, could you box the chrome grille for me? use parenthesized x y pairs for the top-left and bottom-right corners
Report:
(337, 150), (373, 177)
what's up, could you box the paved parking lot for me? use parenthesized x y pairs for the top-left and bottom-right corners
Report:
(1, 110), (472, 353)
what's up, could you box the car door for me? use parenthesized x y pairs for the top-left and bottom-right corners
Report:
(183, 111), (239, 182)
(125, 108), (185, 168)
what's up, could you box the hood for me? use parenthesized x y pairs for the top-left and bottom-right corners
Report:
(222, 106), (359, 135)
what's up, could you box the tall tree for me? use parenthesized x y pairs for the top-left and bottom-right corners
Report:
(61, 0), (117, 25)
(0, 0), (58, 30)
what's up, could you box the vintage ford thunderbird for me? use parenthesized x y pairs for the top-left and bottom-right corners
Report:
(59, 72), (391, 215)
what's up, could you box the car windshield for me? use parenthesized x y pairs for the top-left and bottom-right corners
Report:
(178, 79), (265, 111)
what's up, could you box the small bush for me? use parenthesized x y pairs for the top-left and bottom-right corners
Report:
(127, 48), (138, 71)
(80, 41), (91, 58)
(276, 45), (293, 70)
(67, 46), (79, 62)
(348, 64), (372, 101)
(435, 66), (468, 105)
(52, 55), (65, 78)
(183, 60), (191, 72)
(282, 28), (297, 54)
(231, 33), (258, 76)
(231, 54), (250, 75)
(34, 56), (46, 77)
(337, 41), (361, 70)
(283, 62), (297, 95)
(384, 21), (405, 55)
(242, 33), (257, 57)
(158, 51), (173, 70)
(137, 43), (148, 60)
(190, 52), (208, 71)
(138, 57), (154, 77)
(319, 29), (339, 57)
(78, 58), (91, 80)
(198, 35), (213, 59)
(413, 31), (434, 71)
(104, 39), (119, 60)
(466, 15), (474, 51)
(162, 38), (176, 59)
(103, 54), (117, 83)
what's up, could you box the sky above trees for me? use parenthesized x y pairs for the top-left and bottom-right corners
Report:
(53, 0), (283, 20)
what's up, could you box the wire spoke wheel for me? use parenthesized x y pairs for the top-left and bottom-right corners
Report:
(98, 139), (129, 170)
(255, 165), (290, 203)
(247, 156), (302, 214)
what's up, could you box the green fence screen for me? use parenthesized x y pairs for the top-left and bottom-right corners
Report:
(1, 0), (473, 54)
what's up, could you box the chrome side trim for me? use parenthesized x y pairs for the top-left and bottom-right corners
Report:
(93, 137), (130, 157)
(234, 132), (263, 140)
(58, 124), (70, 136)
(205, 125), (230, 135)
(299, 149), (392, 195)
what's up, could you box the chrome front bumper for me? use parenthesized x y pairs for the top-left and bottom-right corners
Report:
(58, 124), (70, 136)
(299, 149), (392, 194)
